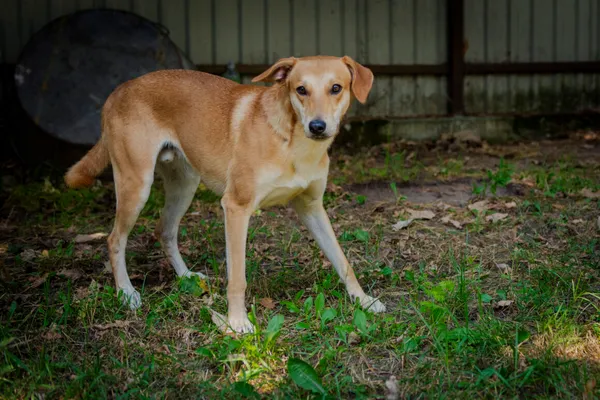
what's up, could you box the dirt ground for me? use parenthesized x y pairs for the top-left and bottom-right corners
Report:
(0, 131), (599, 398)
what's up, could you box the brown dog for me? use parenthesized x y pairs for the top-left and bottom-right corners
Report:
(64, 55), (386, 333)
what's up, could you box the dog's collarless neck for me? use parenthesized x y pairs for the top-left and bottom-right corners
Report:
(261, 86), (294, 142)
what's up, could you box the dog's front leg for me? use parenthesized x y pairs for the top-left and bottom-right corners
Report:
(221, 195), (254, 333)
(291, 182), (386, 313)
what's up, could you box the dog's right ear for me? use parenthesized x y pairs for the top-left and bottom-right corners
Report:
(252, 57), (297, 83)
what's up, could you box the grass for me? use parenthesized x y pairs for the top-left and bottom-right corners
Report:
(472, 157), (515, 196)
(0, 136), (599, 398)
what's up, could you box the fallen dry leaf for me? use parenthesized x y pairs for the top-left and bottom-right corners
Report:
(58, 269), (83, 281)
(42, 330), (62, 341)
(572, 219), (584, 225)
(495, 263), (512, 273)
(392, 219), (413, 231)
(73, 243), (93, 255)
(486, 213), (508, 223)
(161, 344), (172, 355)
(29, 273), (49, 288)
(583, 131), (599, 141)
(41, 249), (49, 258)
(597, 216), (600, 231)
(20, 248), (39, 262)
(92, 320), (132, 331)
(392, 209), (435, 231)
(518, 177), (537, 188)
(74, 286), (91, 301)
(201, 293), (215, 307)
(348, 331), (361, 345)
(468, 200), (488, 213)
(377, 248), (392, 261)
(74, 232), (108, 244)
(369, 201), (388, 214)
(407, 209), (436, 220)
(387, 290), (410, 297)
(326, 182), (344, 194)
(494, 300), (514, 308)
(441, 215), (462, 229)
(384, 375), (400, 400)
(435, 201), (453, 211)
(579, 188), (600, 199)
(504, 201), (517, 209)
(260, 297), (276, 310)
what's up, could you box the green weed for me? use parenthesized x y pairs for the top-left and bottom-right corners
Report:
(473, 158), (515, 196)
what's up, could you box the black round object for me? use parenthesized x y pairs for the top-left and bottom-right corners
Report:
(14, 8), (195, 146)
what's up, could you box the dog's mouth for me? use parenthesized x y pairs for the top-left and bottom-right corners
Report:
(307, 133), (332, 141)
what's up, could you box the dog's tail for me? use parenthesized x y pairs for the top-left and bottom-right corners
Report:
(64, 136), (110, 189)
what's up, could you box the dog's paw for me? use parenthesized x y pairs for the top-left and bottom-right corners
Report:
(120, 288), (142, 310)
(183, 270), (208, 280)
(360, 295), (386, 313)
(227, 314), (255, 334)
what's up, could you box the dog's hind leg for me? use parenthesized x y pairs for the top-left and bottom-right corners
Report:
(108, 161), (155, 310)
(155, 150), (204, 279)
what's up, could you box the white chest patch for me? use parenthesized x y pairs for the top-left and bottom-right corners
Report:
(255, 131), (330, 209)
(256, 165), (321, 208)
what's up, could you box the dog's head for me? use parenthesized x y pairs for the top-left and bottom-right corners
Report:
(252, 55), (374, 141)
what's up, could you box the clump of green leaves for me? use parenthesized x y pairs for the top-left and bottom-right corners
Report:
(473, 158), (514, 196)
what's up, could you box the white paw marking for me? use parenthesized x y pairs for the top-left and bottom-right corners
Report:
(227, 314), (255, 334)
(360, 295), (386, 313)
(183, 270), (208, 279)
(120, 288), (141, 310)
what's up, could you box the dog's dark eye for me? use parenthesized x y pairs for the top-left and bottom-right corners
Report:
(331, 84), (342, 94)
(296, 86), (307, 95)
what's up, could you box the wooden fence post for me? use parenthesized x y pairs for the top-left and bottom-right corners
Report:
(447, 0), (465, 115)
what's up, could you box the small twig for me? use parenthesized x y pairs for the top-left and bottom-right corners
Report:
(2, 206), (14, 227)
(8, 337), (36, 349)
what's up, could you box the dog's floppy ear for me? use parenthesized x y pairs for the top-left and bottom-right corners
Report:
(341, 56), (374, 104)
(252, 57), (297, 83)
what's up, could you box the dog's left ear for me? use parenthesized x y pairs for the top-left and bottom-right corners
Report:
(341, 56), (374, 104)
(252, 57), (297, 83)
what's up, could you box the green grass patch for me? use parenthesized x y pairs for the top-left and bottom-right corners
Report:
(1, 139), (599, 398)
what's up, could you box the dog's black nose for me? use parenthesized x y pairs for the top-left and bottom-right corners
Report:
(309, 119), (327, 134)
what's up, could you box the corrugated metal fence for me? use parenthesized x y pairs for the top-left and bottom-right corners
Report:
(1, 0), (599, 118)
(465, 0), (600, 114)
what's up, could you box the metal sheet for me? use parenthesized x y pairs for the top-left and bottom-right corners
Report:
(14, 9), (194, 146)
(464, 0), (600, 114)
(2, 0), (599, 118)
